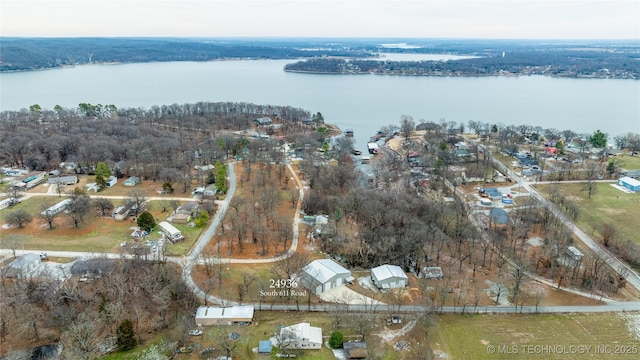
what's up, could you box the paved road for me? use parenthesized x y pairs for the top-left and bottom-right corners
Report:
(3, 157), (639, 313)
(482, 143), (640, 294)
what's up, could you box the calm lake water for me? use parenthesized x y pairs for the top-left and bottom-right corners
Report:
(1, 59), (639, 148)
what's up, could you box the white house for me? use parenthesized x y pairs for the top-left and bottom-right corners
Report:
(279, 322), (323, 350)
(300, 259), (353, 295)
(41, 199), (73, 216)
(158, 221), (184, 243)
(371, 264), (408, 289)
(47, 175), (78, 185)
(195, 306), (254, 326)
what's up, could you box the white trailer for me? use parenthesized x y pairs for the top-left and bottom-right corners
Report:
(159, 221), (184, 243)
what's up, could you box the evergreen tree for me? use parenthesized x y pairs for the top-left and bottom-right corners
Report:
(95, 174), (107, 190)
(95, 162), (112, 178)
(589, 130), (608, 148)
(116, 319), (136, 351)
(215, 161), (228, 194)
(136, 211), (156, 232)
(329, 331), (343, 349)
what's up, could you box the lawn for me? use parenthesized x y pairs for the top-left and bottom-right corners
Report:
(103, 311), (341, 360)
(432, 313), (639, 360)
(536, 182), (640, 246)
(0, 197), (205, 253)
(615, 154), (640, 171)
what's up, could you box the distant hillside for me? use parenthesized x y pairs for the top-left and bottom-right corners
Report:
(0, 37), (372, 72)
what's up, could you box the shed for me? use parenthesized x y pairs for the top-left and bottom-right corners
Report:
(371, 264), (408, 289)
(105, 176), (118, 187)
(123, 176), (140, 186)
(171, 213), (191, 224)
(566, 246), (584, 261)
(195, 306), (254, 326)
(279, 322), (322, 349)
(258, 340), (272, 353)
(301, 259), (353, 294)
(618, 176), (640, 192)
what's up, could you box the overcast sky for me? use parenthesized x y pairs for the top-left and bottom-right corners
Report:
(2, 0), (639, 39)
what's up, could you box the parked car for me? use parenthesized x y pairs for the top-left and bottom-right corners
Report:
(189, 329), (203, 336)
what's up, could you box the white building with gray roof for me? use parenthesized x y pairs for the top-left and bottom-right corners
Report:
(300, 259), (353, 295)
(371, 264), (408, 289)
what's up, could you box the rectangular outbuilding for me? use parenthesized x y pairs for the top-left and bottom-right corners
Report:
(195, 306), (254, 326)
(158, 221), (184, 242)
(618, 176), (640, 192)
(371, 264), (408, 289)
(301, 259), (353, 294)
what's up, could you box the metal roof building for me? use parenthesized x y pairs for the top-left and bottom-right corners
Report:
(300, 259), (353, 294)
(371, 264), (408, 289)
(195, 306), (254, 326)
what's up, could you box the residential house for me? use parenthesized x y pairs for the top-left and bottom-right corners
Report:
(112, 202), (136, 221)
(371, 264), (408, 289)
(279, 322), (323, 349)
(15, 171), (46, 189)
(254, 117), (272, 126)
(47, 175), (78, 185)
(195, 306), (254, 326)
(41, 199), (73, 217)
(300, 259), (353, 294)
(158, 221), (184, 243)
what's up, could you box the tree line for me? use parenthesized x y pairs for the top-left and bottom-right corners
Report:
(284, 49), (640, 79)
(0, 101), (318, 189)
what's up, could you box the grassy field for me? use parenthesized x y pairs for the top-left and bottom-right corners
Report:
(536, 182), (640, 246)
(0, 197), (205, 253)
(615, 154), (640, 171)
(432, 313), (639, 360)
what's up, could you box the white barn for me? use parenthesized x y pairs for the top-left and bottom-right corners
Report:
(279, 322), (323, 349)
(195, 306), (254, 326)
(371, 264), (408, 289)
(300, 259), (353, 295)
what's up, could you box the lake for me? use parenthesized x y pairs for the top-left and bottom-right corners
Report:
(1, 59), (638, 149)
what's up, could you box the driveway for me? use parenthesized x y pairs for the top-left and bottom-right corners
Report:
(319, 285), (385, 305)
